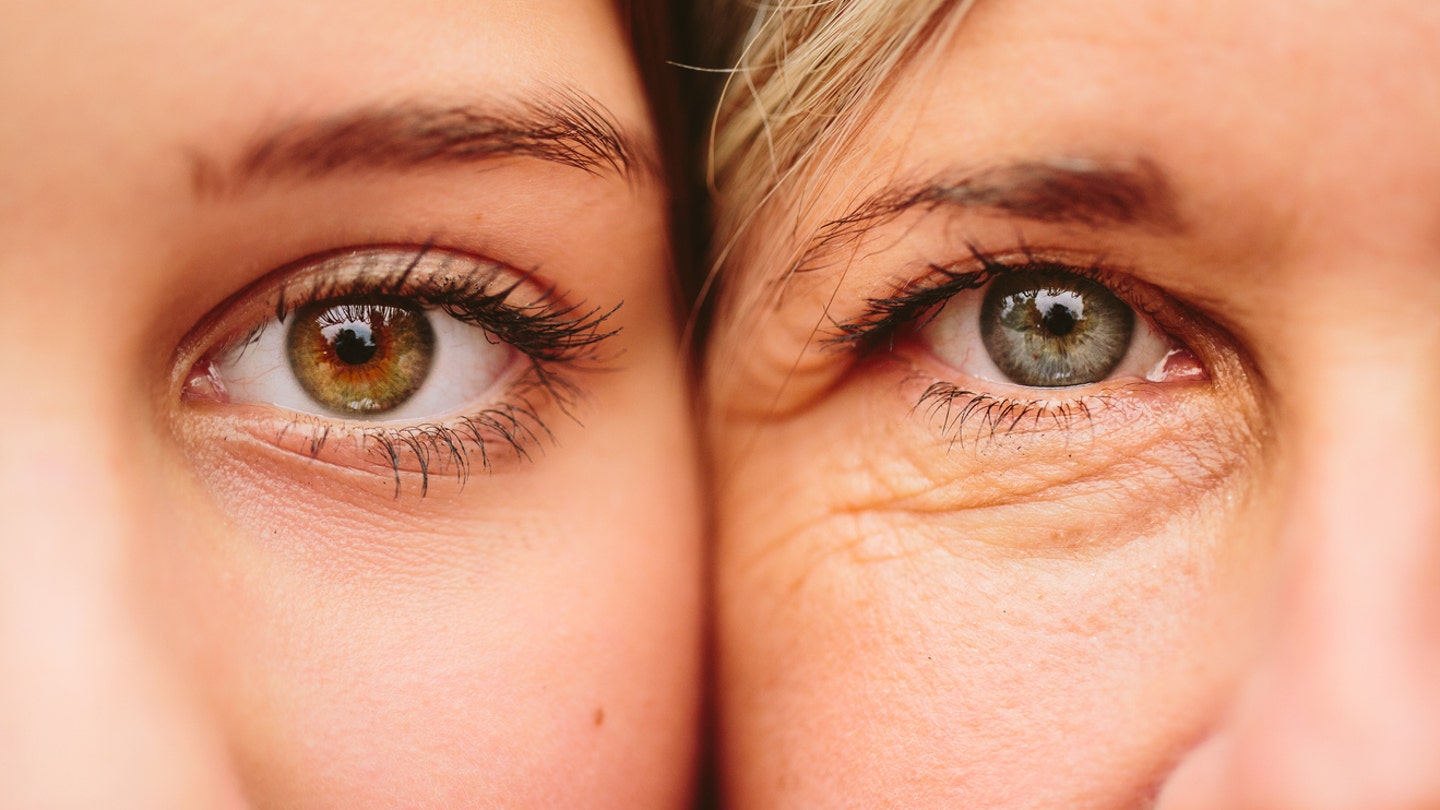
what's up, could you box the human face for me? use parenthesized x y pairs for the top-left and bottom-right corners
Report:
(0, 0), (700, 806)
(708, 0), (1440, 806)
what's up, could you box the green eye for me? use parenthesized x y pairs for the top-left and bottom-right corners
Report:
(979, 268), (1135, 387)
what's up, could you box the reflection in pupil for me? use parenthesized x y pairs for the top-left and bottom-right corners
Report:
(1039, 301), (1076, 338)
(980, 268), (1135, 388)
(288, 298), (435, 416)
(333, 326), (377, 365)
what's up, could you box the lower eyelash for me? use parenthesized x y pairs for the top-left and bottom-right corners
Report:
(916, 381), (1108, 449)
(269, 360), (580, 498)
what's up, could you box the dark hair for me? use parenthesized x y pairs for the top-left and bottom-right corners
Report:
(614, 0), (707, 318)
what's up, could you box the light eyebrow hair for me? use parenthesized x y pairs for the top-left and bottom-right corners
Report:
(798, 157), (1184, 273)
(191, 88), (658, 197)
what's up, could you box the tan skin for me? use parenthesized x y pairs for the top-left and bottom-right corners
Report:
(709, 1), (1440, 807)
(0, 0), (700, 806)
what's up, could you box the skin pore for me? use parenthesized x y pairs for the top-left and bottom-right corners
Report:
(0, 0), (700, 807)
(708, 0), (1440, 807)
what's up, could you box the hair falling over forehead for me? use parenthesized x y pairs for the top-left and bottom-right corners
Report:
(707, 0), (974, 304)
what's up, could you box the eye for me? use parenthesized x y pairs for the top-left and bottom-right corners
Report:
(216, 294), (514, 421)
(920, 264), (1200, 389)
(177, 246), (619, 489)
(288, 298), (435, 416)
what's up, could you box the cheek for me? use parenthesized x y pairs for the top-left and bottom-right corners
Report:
(158, 364), (702, 807)
(714, 373), (1267, 806)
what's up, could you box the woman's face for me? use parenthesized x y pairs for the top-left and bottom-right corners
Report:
(709, 0), (1440, 806)
(1, 0), (699, 806)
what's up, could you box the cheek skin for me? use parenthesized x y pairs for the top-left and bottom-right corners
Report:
(714, 351), (1266, 806)
(157, 349), (702, 808)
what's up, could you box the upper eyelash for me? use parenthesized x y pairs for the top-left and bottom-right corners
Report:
(194, 244), (621, 496)
(265, 245), (621, 364)
(826, 242), (1107, 352)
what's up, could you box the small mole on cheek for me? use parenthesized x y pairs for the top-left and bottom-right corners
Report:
(594, 707), (605, 727)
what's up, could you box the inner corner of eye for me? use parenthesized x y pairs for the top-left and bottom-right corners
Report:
(180, 353), (231, 404)
(1142, 345), (1207, 383)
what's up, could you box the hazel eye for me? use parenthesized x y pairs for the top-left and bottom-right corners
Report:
(922, 265), (1196, 389)
(213, 292), (517, 422)
(287, 298), (436, 416)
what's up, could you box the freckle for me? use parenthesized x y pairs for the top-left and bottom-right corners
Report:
(593, 707), (605, 727)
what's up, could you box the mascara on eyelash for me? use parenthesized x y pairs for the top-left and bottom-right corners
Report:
(826, 242), (1052, 350)
(267, 248), (623, 365)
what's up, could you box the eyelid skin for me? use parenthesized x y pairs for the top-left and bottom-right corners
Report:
(830, 243), (1211, 398)
(768, 238), (1263, 546)
(172, 245), (622, 496)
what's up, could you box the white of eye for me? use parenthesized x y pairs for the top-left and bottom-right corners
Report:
(920, 281), (1177, 389)
(217, 308), (516, 421)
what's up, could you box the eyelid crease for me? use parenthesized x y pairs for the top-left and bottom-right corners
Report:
(790, 156), (1184, 285)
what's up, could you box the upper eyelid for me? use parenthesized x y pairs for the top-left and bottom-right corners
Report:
(790, 157), (1185, 284)
(826, 244), (1136, 350)
(172, 244), (620, 393)
(175, 245), (483, 367)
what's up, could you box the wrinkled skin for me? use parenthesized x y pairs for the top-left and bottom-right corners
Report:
(710, 1), (1440, 807)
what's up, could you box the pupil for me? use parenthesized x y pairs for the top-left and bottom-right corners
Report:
(1039, 302), (1077, 337)
(332, 325), (377, 365)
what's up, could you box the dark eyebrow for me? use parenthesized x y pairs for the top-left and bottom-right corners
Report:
(191, 88), (657, 197)
(801, 158), (1183, 269)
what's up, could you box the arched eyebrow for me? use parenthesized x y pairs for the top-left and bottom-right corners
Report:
(798, 157), (1185, 272)
(191, 88), (658, 197)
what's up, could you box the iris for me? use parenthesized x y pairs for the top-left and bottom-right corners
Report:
(286, 298), (436, 415)
(979, 268), (1134, 387)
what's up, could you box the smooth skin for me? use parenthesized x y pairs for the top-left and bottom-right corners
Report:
(709, 1), (1440, 807)
(0, 1), (701, 807)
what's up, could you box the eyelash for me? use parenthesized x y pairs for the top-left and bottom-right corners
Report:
(828, 242), (1179, 444)
(186, 246), (620, 496)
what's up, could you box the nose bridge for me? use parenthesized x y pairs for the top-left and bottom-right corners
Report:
(1278, 383), (1440, 709)
(1222, 338), (1440, 804)
(0, 382), (242, 807)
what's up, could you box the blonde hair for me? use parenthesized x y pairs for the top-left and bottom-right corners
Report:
(706, 0), (974, 307)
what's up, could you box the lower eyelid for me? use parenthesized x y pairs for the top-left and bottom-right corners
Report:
(179, 387), (560, 498)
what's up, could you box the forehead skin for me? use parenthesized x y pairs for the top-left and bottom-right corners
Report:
(896, 0), (1440, 238)
(0, 0), (650, 223)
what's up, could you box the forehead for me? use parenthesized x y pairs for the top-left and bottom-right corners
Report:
(817, 0), (1440, 251)
(0, 0), (646, 195)
(723, 0), (1440, 307)
(906, 0), (1439, 151)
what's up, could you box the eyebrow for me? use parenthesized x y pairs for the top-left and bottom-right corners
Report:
(191, 88), (657, 197)
(801, 157), (1184, 270)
